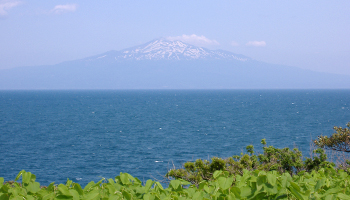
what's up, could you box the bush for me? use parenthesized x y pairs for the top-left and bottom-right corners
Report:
(166, 139), (333, 185)
(314, 122), (350, 152)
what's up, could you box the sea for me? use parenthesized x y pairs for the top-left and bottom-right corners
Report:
(0, 90), (349, 186)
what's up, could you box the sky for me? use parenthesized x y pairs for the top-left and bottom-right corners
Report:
(1, 0), (350, 75)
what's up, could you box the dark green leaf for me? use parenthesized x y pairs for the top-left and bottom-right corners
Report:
(122, 190), (132, 200)
(73, 183), (83, 195)
(288, 186), (305, 200)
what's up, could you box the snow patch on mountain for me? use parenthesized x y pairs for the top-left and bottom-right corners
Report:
(87, 38), (250, 62)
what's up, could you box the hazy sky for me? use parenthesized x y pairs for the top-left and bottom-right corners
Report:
(1, 0), (349, 75)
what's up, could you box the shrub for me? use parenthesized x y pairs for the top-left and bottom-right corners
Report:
(314, 122), (350, 152)
(166, 139), (333, 185)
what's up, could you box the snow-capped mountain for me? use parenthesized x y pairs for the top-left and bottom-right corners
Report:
(86, 38), (250, 62)
(1, 38), (350, 89)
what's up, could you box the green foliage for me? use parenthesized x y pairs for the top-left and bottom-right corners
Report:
(304, 149), (335, 171)
(314, 122), (350, 152)
(167, 139), (331, 185)
(2, 169), (350, 199)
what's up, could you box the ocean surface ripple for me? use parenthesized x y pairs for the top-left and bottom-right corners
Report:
(0, 90), (349, 185)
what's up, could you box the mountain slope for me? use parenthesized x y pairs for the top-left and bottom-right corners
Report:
(84, 38), (250, 62)
(0, 39), (349, 89)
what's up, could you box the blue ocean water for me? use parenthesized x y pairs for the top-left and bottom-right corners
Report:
(0, 90), (349, 186)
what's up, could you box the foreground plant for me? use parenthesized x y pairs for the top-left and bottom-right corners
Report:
(1, 168), (350, 200)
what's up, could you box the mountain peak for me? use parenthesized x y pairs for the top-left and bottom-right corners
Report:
(87, 38), (250, 62)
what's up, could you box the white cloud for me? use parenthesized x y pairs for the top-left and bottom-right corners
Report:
(166, 34), (219, 46)
(51, 4), (77, 14)
(230, 41), (239, 46)
(0, 0), (21, 16)
(246, 41), (266, 47)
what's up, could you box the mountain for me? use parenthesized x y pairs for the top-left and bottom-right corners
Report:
(84, 38), (250, 62)
(0, 38), (349, 89)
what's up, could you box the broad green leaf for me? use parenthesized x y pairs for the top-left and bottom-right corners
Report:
(231, 186), (241, 198)
(185, 187), (196, 197)
(126, 173), (140, 184)
(58, 184), (72, 197)
(134, 177), (142, 185)
(108, 194), (120, 200)
(265, 183), (278, 195)
(257, 175), (267, 186)
(92, 179), (103, 188)
(47, 182), (55, 192)
(213, 171), (222, 179)
(120, 173), (130, 185)
(0, 184), (10, 193)
(144, 180), (153, 193)
(325, 194), (335, 200)
(315, 179), (325, 191)
(107, 184), (116, 195)
(240, 187), (252, 198)
(0, 193), (8, 200)
(337, 193), (350, 199)
(8, 188), (19, 196)
(42, 192), (55, 200)
(203, 185), (210, 193)
(155, 182), (163, 190)
(66, 178), (73, 187)
(25, 182), (40, 193)
(108, 178), (115, 184)
(192, 191), (203, 200)
(73, 183), (83, 195)
(198, 181), (206, 190)
(290, 182), (301, 192)
(22, 172), (32, 184)
(170, 180), (180, 190)
(280, 176), (288, 188)
(143, 193), (155, 200)
(322, 187), (343, 196)
(83, 181), (95, 192)
(30, 174), (36, 182)
(84, 191), (100, 200)
(266, 173), (276, 186)
(249, 175), (257, 183)
(135, 186), (145, 194)
(69, 189), (80, 200)
(251, 192), (267, 200)
(179, 179), (191, 185)
(9, 196), (23, 200)
(218, 177), (233, 190)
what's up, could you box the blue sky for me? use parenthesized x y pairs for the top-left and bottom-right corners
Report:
(1, 0), (349, 75)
